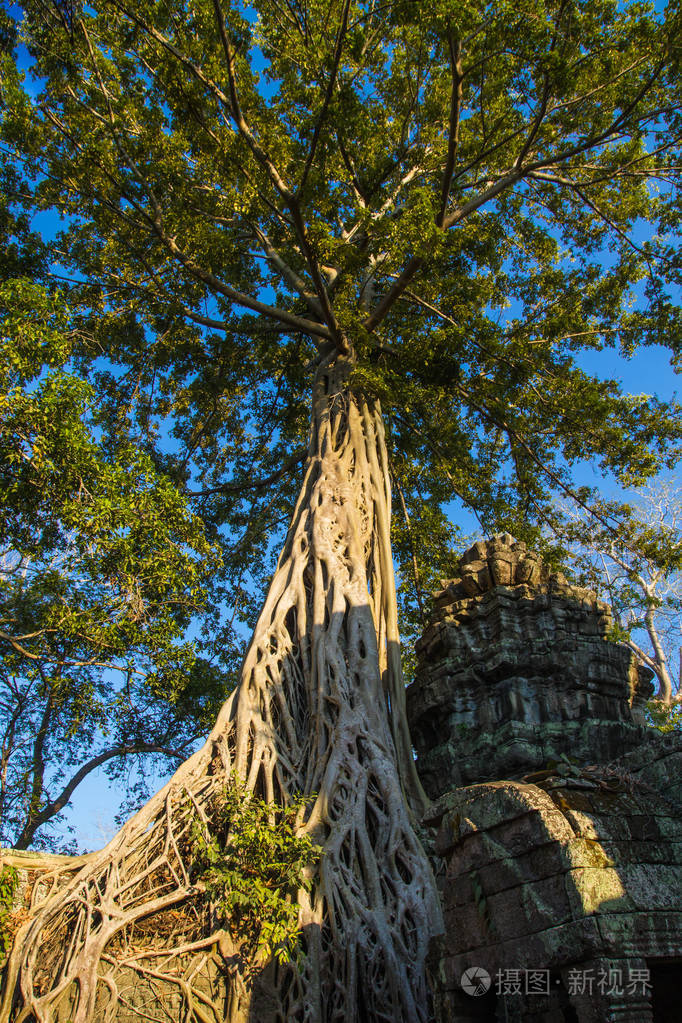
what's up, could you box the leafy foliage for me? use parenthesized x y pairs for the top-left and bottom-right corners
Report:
(0, 277), (230, 848)
(190, 776), (320, 968)
(1, 0), (680, 626)
(647, 698), (682, 732)
(0, 864), (18, 962)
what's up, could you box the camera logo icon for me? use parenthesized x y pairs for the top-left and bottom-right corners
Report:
(460, 966), (492, 996)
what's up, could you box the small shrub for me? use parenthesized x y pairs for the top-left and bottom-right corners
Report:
(647, 698), (682, 733)
(190, 776), (320, 969)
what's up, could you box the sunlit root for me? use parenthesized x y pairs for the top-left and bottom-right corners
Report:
(1, 357), (442, 1023)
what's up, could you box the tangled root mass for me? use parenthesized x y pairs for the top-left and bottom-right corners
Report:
(1, 358), (442, 1023)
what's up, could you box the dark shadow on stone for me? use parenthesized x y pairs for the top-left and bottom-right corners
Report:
(650, 960), (682, 1023)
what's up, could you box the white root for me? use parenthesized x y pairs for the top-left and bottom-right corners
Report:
(1, 355), (442, 1023)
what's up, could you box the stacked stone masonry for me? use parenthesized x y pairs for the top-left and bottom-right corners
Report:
(410, 534), (682, 1023)
(409, 533), (655, 796)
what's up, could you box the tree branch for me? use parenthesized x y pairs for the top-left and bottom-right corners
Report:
(187, 447), (307, 498)
(250, 224), (323, 316)
(438, 32), (463, 227)
(210, 0), (341, 343)
(299, 0), (352, 193)
(159, 230), (333, 339)
(210, 0), (294, 201)
(13, 741), (189, 850)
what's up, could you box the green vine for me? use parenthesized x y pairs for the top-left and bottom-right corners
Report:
(0, 865), (19, 963)
(190, 776), (321, 970)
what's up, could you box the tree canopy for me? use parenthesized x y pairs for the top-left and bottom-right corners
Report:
(0, 20), (233, 849)
(2, 1), (682, 1020)
(2, 0), (681, 638)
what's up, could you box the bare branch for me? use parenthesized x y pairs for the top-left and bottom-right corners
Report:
(299, 0), (352, 193)
(187, 447), (307, 498)
(438, 32), (463, 226)
(13, 741), (190, 849)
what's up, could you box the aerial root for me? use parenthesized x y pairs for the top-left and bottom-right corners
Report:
(3, 372), (441, 1023)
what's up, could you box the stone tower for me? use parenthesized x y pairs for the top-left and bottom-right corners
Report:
(408, 533), (654, 797)
(408, 535), (682, 1023)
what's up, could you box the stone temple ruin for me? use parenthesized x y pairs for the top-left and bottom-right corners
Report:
(2, 534), (681, 1022)
(408, 534), (682, 1023)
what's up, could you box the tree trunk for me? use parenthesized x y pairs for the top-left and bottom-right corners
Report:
(644, 603), (674, 704)
(1, 350), (442, 1023)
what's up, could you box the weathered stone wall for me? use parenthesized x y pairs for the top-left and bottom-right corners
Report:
(412, 535), (682, 1023)
(425, 769), (682, 1022)
(408, 534), (654, 798)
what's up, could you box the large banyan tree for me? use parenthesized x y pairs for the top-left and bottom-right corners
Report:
(1, 0), (682, 1020)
